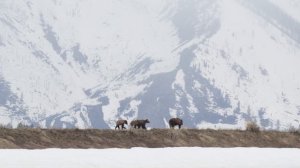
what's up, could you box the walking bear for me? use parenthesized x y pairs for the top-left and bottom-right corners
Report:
(130, 119), (150, 129)
(115, 119), (128, 130)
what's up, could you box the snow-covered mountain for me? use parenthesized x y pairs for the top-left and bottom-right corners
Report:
(0, 0), (300, 130)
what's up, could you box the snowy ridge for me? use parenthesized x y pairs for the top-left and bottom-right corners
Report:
(0, 0), (300, 129)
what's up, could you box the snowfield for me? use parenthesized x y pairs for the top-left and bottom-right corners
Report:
(0, 147), (299, 168)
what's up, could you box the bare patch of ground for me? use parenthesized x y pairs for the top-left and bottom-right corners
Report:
(0, 128), (299, 149)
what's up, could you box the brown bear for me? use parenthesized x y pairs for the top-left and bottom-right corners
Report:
(130, 119), (150, 129)
(115, 119), (128, 130)
(169, 118), (183, 129)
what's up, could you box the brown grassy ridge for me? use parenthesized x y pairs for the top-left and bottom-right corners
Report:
(0, 128), (299, 149)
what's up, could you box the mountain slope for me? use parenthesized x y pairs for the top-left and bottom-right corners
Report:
(0, 0), (299, 129)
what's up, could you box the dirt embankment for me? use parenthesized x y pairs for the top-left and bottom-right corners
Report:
(0, 128), (299, 149)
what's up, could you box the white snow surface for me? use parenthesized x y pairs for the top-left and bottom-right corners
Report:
(0, 147), (299, 168)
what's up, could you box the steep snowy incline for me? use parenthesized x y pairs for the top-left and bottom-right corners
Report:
(0, 0), (180, 127)
(0, 0), (299, 129)
(98, 0), (300, 129)
(187, 0), (300, 128)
